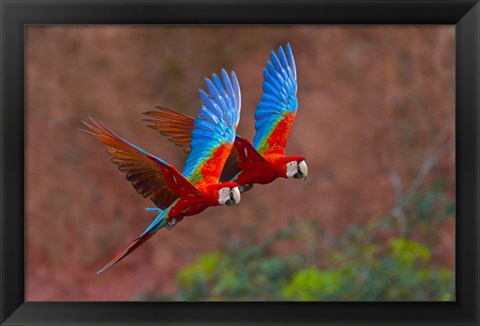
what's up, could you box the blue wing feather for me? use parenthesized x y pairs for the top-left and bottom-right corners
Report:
(205, 78), (220, 101)
(213, 73), (232, 111)
(198, 89), (223, 119)
(253, 43), (298, 153)
(221, 70), (235, 110)
(264, 71), (283, 92)
(278, 46), (289, 71)
(286, 43), (297, 81)
(231, 72), (241, 125)
(182, 69), (241, 183)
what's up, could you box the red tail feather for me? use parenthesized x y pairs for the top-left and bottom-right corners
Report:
(96, 231), (154, 274)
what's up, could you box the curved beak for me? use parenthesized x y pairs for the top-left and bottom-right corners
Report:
(294, 160), (308, 180)
(227, 187), (241, 206)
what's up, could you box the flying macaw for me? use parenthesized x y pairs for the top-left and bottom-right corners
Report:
(81, 69), (242, 274)
(142, 43), (308, 193)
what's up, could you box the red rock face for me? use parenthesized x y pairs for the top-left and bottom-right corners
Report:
(25, 25), (455, 301)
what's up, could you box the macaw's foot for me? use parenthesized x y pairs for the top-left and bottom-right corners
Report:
(166, 217), (184, 230)
(240, 184), (254, 193)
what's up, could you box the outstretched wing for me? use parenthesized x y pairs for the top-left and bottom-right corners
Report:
(181, 69), (242, 186)
(142, 107), (265, 183)
(81, 118), (200, 209)
(143, 107), (195, 154)
(252, 43), (298, 156)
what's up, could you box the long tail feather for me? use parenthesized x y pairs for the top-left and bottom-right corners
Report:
(97, 211), (169, 274)
(96, 231), (155, 274)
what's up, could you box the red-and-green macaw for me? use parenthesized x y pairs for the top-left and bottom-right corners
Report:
(142, 43), (307, 193)
(81, 69), (242, 274)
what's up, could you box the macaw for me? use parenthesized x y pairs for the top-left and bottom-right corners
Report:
(81, 69), (242, 274)
(142, 43), (308, 193)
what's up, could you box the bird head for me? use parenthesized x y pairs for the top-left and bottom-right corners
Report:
(217, 182), (241, 206)
(284, 156), (308, 180)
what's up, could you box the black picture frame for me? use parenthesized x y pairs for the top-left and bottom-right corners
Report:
(1, 0), (478, 325)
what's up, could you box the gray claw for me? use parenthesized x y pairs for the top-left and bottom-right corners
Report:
(240, 184), (254, 193)
(166, 217), (184, 230)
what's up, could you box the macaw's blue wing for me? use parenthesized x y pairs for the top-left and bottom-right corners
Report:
(81, 118), (200, 209)
(142, 107), (264, 183)
(252, 43), (298, 156)
(181, 69), (242, 186)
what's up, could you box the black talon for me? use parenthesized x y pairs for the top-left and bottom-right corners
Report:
(240, 184), (254, 192)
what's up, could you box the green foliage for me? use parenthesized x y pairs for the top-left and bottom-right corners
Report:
(156, 179), (454, 301)
(390, 238), (431, 266)
(407, 178), (454, 226)
(174, 230), (301, 300)
(280, 238), (452, 301)
(282, 269), (340, 300)
(176, 253), (221, 300)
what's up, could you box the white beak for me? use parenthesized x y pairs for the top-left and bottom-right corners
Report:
(230, 187), (241, 205)
(298, 160), (308, 180)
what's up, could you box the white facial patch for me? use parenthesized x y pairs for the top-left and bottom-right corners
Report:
(218, 187), (231, 205)
(286, 161), (298, 178)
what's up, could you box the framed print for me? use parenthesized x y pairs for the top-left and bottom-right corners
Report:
(1, 0), (479, 325)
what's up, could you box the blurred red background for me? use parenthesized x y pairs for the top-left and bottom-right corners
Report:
(25, 25), (454, 301)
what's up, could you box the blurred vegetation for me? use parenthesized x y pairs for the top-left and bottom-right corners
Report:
(150, 178), (454, 301)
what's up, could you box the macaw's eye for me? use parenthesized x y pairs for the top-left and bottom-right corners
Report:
(286, 161), (299, 178)
(218, 187), (230, 205)
(220, 188), (229, 196)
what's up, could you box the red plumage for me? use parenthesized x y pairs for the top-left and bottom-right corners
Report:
(142, 108), (306, 191)
(81, 118), (239, 273)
